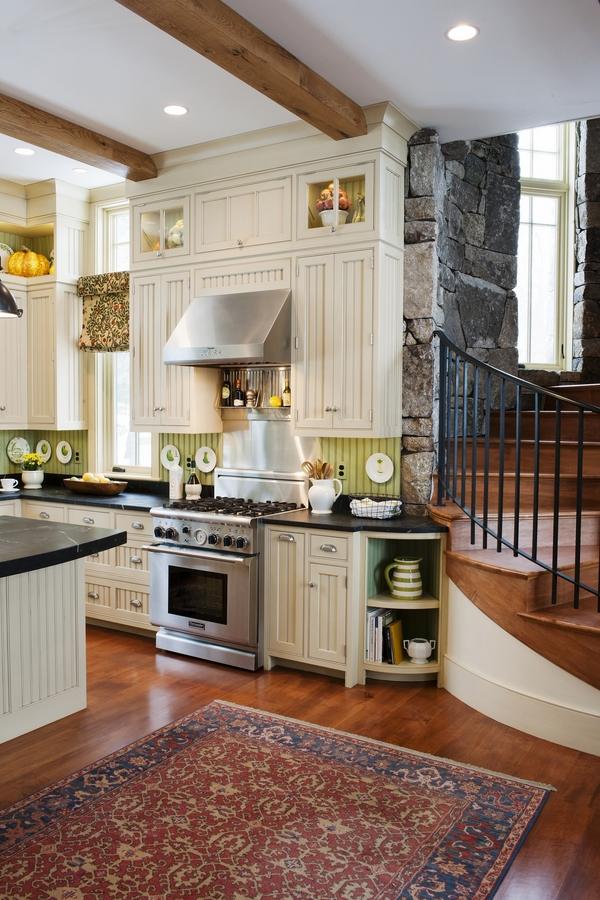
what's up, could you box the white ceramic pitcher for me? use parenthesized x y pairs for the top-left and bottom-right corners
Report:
(308, 478), (342, 515)
(384, 557), (423, 599)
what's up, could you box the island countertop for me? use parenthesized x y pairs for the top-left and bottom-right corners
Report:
(0, 516), (127, 578)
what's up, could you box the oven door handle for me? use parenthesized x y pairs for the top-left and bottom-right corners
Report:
(144, 544), (253, 566)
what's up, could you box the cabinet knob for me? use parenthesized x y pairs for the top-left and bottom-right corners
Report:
(130, 555), (143, 565)
(278, 533), (296, 543)
(320, 543), (337, 553)
(87, 591), (100, 600)
(156, 250), (163, 257)
(308, 581), (316, 588)
(130, 598), (143, 608)
(131, 521), (145, 530)
(39, 511), (50, 520)
(153, 406), (161, 414)
(236, 239), (244, 247)
(83, 516), (95, 525)
(0, 405), (6, 411)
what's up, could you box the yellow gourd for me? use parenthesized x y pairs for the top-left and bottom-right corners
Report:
(6, 246), (50, 277)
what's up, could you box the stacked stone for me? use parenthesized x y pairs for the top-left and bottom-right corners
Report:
(402, 129), (520, 513)
(574, 117), (600, 380)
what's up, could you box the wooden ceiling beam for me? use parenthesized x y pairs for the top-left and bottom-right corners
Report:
(115, 0), (368, 141)
(0, 92), (157, 182)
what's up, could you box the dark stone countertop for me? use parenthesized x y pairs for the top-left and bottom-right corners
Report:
(0, 516), (127, 578)
(0, 486), (167, 512)
(261, 508), (447, 533)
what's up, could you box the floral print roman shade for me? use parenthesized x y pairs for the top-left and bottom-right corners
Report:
(77, 271), (130, 352)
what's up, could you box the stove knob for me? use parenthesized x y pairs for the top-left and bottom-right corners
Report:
(223, 535), (233, 547)
(181, 525), (190, 535)
(207, 533), (220, 545)
(194, 529), (208, 546)
(165, 527), (179, 541)
(236, 537), (249, 550)
(153, 526), (165, 539)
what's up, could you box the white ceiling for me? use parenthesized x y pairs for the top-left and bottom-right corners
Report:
(0, 0), (599, 188)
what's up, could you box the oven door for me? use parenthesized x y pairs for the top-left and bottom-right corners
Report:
(147, 544), (258, 649)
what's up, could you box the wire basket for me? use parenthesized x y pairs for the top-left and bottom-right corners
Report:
(349, 494), (403, 519)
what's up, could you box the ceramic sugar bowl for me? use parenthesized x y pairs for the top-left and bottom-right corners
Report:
(403, 638), (436, 665)
(384, 557), (423, 600)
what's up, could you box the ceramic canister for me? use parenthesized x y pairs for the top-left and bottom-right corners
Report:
(384, 557), (423, 599)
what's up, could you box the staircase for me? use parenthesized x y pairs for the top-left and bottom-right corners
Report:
(431, 333), (600, 690)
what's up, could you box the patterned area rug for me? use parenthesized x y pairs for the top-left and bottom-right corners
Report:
(0, 701), (551, 899)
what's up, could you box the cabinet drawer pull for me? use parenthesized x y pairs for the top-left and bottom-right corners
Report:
(320, 543), (337, 553)
(0, 405), (6, 411)
(130, 598), (143, 608)
(90, 553), (99, 560)
(83, 516), (95, 525)
(39, 511), (50, 520)
(236, 238), (244, 247)
(87, 591), (99, 600)
(153, 406), (161, 413)
(131, 521), (145, 530)
(278, 533), (296, 543)
(130, 555), (143, 565)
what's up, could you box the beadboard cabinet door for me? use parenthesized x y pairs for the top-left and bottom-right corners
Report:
(130, 274), (162, 427)
(0, 290), (27, 426)
(306, 562), (347, 666)
(161, 270), (192, 429)
(194, 178), (291, 253)
(294, 255), (335, 431)
(265, 528), (306, 660)
(27, 287), (56, 426)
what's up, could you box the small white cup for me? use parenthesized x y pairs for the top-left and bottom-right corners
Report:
(1, 477), (19, 491)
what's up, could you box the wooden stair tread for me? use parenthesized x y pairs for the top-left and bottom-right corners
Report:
(447, 545), (599, 579)
(520, 604), (600, 636)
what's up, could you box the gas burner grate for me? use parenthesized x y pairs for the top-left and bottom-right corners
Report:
(165, 497), (301, 517)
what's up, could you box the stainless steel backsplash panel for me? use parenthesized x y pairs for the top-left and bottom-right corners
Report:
(223, 414), (320, 474)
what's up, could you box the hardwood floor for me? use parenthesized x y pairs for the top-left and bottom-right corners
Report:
(1, 625), (599, 900)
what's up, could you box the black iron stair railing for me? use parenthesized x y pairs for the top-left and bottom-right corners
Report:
(435, 330), (600, 611)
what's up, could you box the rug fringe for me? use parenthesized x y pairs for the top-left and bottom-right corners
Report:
(213, 699), (557, 792)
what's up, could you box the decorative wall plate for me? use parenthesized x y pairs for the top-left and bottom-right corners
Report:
(56, 440), (73, 464)
(36, 439), (52, 464)
(195, 446), (217, 473)
(365, 452), (394, 484)
(6, 437), (30, 464)
(0, 242), (14, 270)
(160, 444), (180, 470)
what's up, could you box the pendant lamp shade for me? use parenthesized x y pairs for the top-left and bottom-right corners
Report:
(0, 275), (23, 318)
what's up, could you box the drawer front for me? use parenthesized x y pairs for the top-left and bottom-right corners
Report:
(114, 511), (152, 539)
(0, 500), (20, 517)
(20, 501), (66, 523)
(67, 507), (114, 529)
(85, 581), (114, 610)
(86, 547), (116, 568)
(115, 586), (150, 617)
(308, 534), (349, 562)
(115, 540), (150, 574)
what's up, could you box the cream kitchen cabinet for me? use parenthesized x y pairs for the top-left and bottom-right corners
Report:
(132, 195), (190, 264)
(0, 288), (27, 427)
(294, 245), (402, 437)
(0, 500), (20, 517)
(130, 269), (221, 433)
(264, 525), (358, 686)
(27, 282), (86, 429)
(297, 162), (375, 241)
(194, 177), (291, 254)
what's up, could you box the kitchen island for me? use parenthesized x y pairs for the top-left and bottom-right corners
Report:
(0, 516), (126, 744)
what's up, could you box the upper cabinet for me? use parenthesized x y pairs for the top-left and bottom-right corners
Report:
(0, 288), (27, 427)
(194, 177), (291, 254)
(132, 196), (190, 264)
(297, 163), (374, 241)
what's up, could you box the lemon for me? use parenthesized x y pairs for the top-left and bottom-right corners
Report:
(269, 395), (283, 408)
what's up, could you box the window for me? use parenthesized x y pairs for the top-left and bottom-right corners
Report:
(95, 202), (154, 476)
(516, 123), (574, 368)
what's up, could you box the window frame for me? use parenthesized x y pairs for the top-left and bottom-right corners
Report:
(518, 122), (575, 370)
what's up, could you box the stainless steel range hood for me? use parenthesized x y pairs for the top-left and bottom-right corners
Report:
(163, 289), (291, 367)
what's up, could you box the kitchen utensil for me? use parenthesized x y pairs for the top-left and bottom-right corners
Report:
(1, 477), (19, 491)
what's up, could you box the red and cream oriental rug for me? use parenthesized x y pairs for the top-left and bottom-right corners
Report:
(0, 701), (551, 899)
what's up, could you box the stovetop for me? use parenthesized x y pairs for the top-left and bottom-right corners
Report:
(164, 497), (301, 519)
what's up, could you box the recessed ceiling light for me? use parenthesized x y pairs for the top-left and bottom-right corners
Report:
(163, 104), (188, 116)
(446, 23), (479, 42)
(14, 147), (35, 156)
(73, 167), (88, 174)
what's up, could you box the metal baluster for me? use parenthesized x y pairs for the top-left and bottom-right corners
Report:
(531, 392), (541, 561)
(437, 339), (447, 505)
(461, 361), (468, 507)
(453, 353), (460, 499)
(574, 408), (584, 610)
(496, 379), (506, 553)
(470, 367), (480, 544)
(551, 399), (562, 604)
(483, 371), (492, 550)
(445, 348), (452, 499)
(513, 384), (522, 557)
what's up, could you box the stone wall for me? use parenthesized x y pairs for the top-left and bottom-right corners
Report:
(574, 117), (600, 380)
(402, 129), (520, 513)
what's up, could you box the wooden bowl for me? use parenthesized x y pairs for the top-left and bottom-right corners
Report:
(63, 478), (128, 496)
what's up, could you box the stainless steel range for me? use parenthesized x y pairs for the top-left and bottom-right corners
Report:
(147, 468), (307, 670)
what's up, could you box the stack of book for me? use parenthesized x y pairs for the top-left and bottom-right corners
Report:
(365, 608), (404, 664)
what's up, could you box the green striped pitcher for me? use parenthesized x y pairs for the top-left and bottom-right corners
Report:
(384, 557), (423, 600)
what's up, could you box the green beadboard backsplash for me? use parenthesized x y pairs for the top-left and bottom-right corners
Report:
(158, 432), (401, 495)
(0, 231), (54, 260)
(0, 431), (88, 475)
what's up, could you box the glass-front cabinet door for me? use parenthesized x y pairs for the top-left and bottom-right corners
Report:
(132, 195), (190, 262)
(297, 163), (374, 239)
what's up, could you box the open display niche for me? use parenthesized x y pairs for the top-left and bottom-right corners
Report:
(0, 222), (54, 276)
(219, 366), (291, 415)
(298, 164), (374, 237)
(360, 532), (446, 684)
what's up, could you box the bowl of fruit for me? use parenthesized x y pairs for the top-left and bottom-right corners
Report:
(316, 183), (351, 227)
(63, 473), (128, 496)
